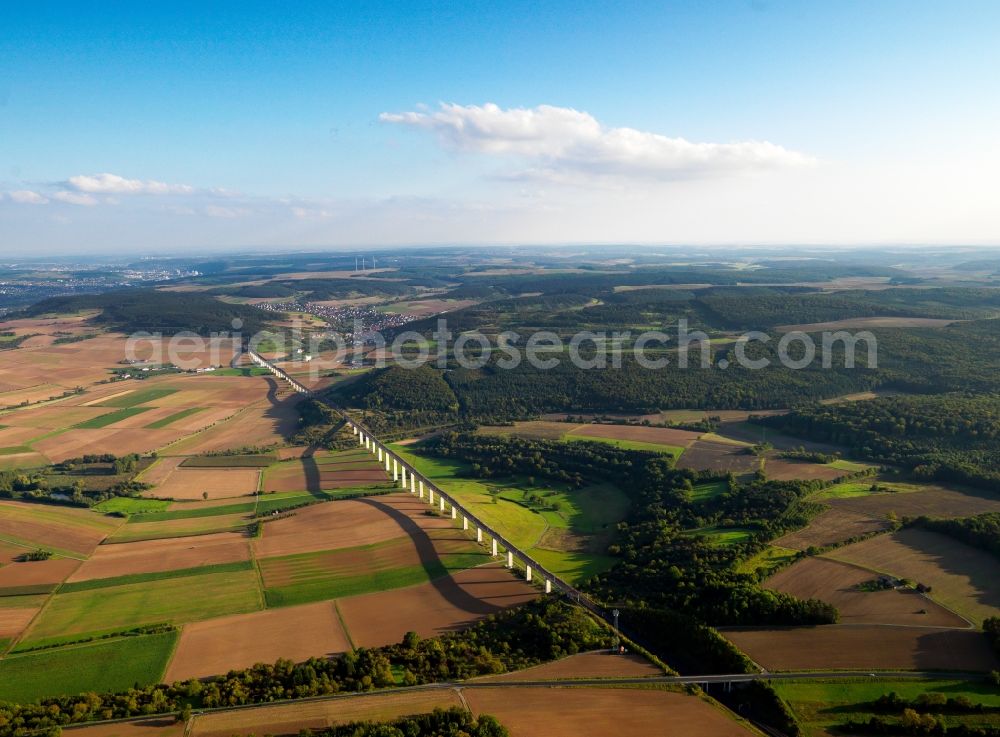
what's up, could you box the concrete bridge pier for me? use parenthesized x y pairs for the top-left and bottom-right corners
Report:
(377, 447), (383, 462)
(392, 459), (398, 482)
(506, 551), (513, 568)
(450, 505), (456, 519)
(410, 475), (416, 493)
(525, 565), (532, 583)
(545, 579), (552, 594)
(352, 425), (358, 435)
(476, 527), (482, 543)
(400, 467), (407, 488)
(491, 538), (498, 557)
(438, 495), (445, 512)
(358, 432), (365, 446)
(428, 487), (434, 505)
(418, 480), (424, 499)
(462, 516), (468, 531)
(384, 454), (390, 472)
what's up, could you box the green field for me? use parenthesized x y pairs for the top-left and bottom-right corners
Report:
(685, 525), (755, 545)
(261, 546), (488, 607)
(735, 545), (799, 576)
(211, 367), (272, 377)
(73, 406), (154, 429)
(0, 632), (178, 703)
(774, 679), (1000, 736)
(92, 497), (171, 514)
(0, 631), (178, 702)
(22, 569), (262, 645)
(690, 480), (727, 503)
(145, 406), (205, 429)
(99, 387), (178, 408)
(59, 560), (254, 594)
(0, 445), (32, 456)
(565, 433), (685, 460)
(108, 512), (250, 542)
(390, 444), (629, 582)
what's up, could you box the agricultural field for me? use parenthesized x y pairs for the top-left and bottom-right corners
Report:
(0, 500), (122, 557)
(723, 625), (998, 672)
(0, 631), (178, 703)
(336, 562), (537, 647)
(765, 556), (968, 627)
(390, 444), (629, 582)
(774, 679), (1000, 737)
(20, 568), (264, 646)
(164, 601), (352, 681)
(773, 507), (889, 551)
(825, 529), (1000, 625)
(478, 420), (698, 459)
(0, 372), (285, 464)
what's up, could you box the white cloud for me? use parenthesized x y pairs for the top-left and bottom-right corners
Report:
(9, 190), (49, 205)
(66, 172), (193, 195)
(51, 190), (99, 206)
(381, 102), (813, 180)
(204, 204), (250, 218)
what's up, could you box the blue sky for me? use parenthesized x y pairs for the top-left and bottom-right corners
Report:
(2, 1), (999, 253)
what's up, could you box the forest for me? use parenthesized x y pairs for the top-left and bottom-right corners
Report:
(914, 514), (1000, 559)
(756, 394), (1000, 488)
(424, 433), (837, 626)
(25, 289), (272, 335)
(302, 708), (508, 737)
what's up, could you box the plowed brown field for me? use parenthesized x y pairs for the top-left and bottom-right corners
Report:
(765, 557), (967, 626)
(67, 532), (250, 582)
(774, 508), (888, 550)
(164, 601), (352, 681)
(337, 563), (538, 647)
(724, 625), (997, 672)
(253, 494), (454, 558)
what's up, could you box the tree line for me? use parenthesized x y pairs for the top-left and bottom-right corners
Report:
(0, 599), (607, 734)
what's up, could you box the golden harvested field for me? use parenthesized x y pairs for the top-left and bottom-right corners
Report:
(33, 428), (181, 463)
(337, 563), (538, 647)
(724, 625), (997, 672)
(0, 500), (122, 556)
(765, 557), (967, 627)
(0, 330), (133, 398)
(135, 457), (184, 485)
(190, 689), (465, 737)
(147, 467), (261, 500)
(464, 687), (758, 737)
(825, 529), (1000, 625)
(253, 494), (455, 558)
(164, 601), (352, 681)
(67, 532), (250, 582)
(166, 390), (302, 454)
(774, 508), (889, 551)
(474, 651), (663, 682)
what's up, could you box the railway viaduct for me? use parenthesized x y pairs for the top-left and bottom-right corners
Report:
(246, 349), (605, 616)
